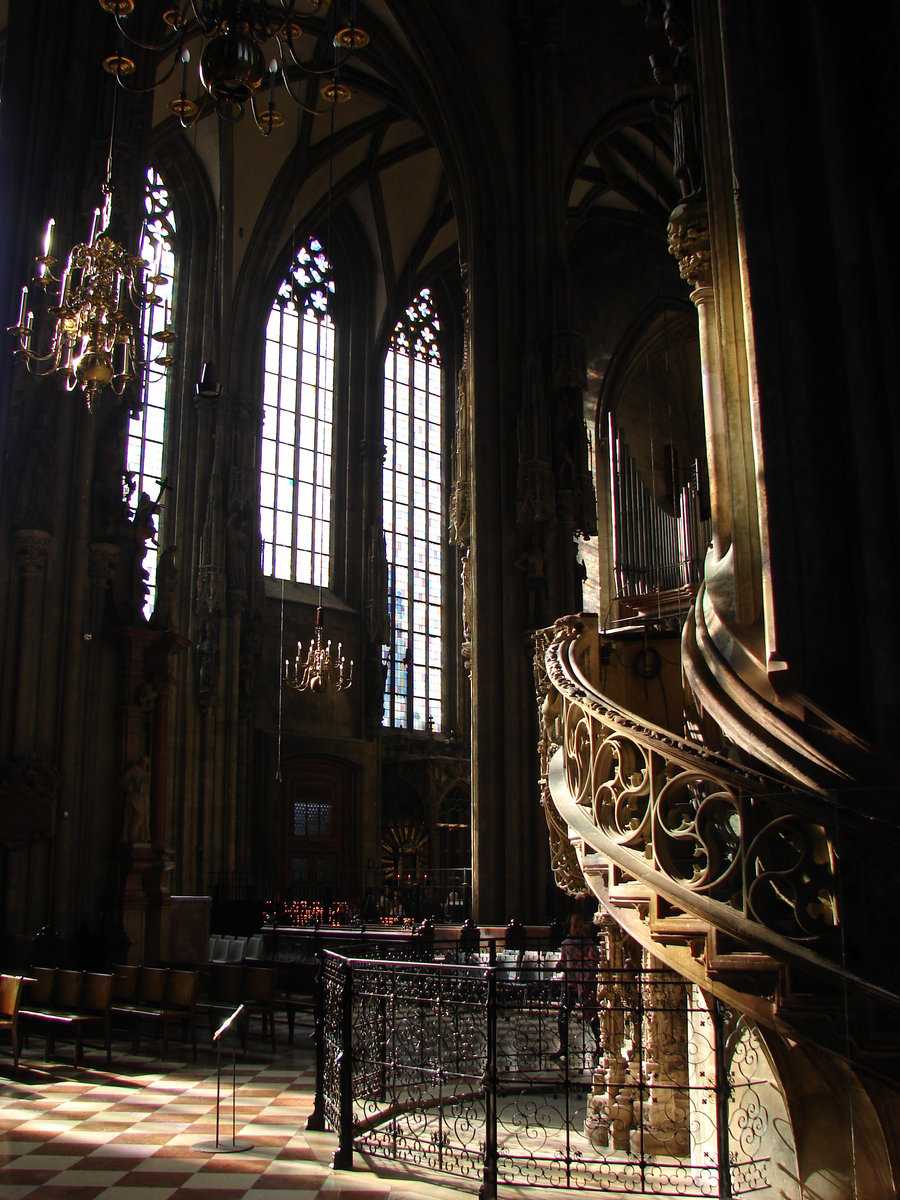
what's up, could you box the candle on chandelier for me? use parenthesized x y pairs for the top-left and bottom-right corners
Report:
(42, 217), (55, 258)
(15, 285), (28, 330)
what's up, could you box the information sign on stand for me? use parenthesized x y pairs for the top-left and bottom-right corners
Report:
(193, 1004), (254, 1154)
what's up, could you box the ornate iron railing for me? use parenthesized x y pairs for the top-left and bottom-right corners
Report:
(308, 941), (769, 1198)
(535, 616), (842, 956)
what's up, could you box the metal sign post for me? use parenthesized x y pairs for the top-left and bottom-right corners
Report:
(194, 1004), (254, 1154)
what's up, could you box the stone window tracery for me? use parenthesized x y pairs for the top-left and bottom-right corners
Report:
(128, 164), (176, 619)
(383, 287), (444, 731)
(261, 235), (335, 584)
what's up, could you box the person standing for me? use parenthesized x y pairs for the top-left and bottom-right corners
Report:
(551, 913), (601, 1061)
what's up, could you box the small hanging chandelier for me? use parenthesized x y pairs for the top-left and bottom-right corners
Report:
(99, 0), (369, 135)
(284, 605), (353, 694)
(6, 77), (174, 409)
(282, 44), (352, 700)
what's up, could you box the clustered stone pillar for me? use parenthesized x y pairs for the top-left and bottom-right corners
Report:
(586, 914), (642, 1152)
(585, 918), (690, 1159)
(632, 953), (690, 1156)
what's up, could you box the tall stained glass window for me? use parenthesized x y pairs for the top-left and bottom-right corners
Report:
(127, 165), (176, 619)
(383, 288), (444, 731)
(261, 235), (335, 584)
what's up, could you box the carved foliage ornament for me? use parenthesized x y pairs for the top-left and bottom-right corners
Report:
(667, 201), (712, 292)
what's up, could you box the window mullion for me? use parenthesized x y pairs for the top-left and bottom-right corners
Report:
(314, 316), (323, 588)
(407, 367), (416, 730)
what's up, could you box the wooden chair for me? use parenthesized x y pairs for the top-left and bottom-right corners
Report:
(20, 969), (113, 1067)
(242, 967), (277, 1052)
(0, 974), (23, 1069)
(114, 967), (199, 1060)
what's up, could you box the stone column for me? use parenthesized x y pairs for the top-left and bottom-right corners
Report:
(11, 530), (52, 753)
(630, 952), (690, 1157)
(667, 205), (728, 559)
(586, 914), (642, 1153)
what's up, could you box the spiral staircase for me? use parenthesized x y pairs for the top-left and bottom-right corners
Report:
(535, 612), (900, 1071)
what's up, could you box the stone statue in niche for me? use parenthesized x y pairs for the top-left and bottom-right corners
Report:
(196, 617), (218, 707)
(649, 0), (702, 201)
(366, 525), (390, 646)
(238, 611), (262, 718)
(226, 501), (250, 596)
(460, 547), (473, 646)
(122, 755), (152, 845)
(131, 491), (160, 617)
(92, 409), (130, 540)
(150, 545), (178, 630)
(515, 539), (548, 628)
(449, 363), (471, 547)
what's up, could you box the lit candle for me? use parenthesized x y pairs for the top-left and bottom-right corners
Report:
(23, 311), (33, 349)
(16, 285), (28, 329)
(88, 207), (101, 245)
(42, 217), (55, 258)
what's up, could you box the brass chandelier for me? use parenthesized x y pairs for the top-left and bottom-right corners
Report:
(7, 83), (174, 408)
(284, 605), (353, 694)
(99, 0), (369, 135)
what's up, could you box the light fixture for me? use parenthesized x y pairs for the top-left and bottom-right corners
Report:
(284, 605), (353, 694)
(7, 71), (174, 408)
(99, 0), (369, 135)
(280, 38), (353, 700)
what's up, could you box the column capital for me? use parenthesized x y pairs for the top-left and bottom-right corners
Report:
(667, 200), (712, 294)
(13, 528), (52, 578)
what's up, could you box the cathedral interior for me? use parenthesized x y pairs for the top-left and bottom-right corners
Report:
(0, 3), (899, 1198)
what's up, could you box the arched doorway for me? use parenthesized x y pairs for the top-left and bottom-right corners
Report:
(280, 756), (359, 905)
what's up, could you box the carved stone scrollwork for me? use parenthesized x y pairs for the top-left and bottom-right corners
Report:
(533, 625), (588, 898)
(744, 813), (837, 941)
(122, 755), (151, 845)
(653, 770), (743, 900)
(667, 199), (712, 293)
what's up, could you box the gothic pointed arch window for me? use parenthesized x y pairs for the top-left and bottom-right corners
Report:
(383, 287), (444, 731)
(127, 164), (176, 618)
(261, 235), (335, 584)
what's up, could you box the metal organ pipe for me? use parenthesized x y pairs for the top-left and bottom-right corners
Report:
(608, 416), (710, 602)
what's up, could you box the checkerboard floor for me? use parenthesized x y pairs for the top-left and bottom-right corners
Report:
(0, 1033), (484, 1200)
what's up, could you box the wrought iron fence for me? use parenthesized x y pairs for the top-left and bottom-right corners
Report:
(308, 942), (769, 1198)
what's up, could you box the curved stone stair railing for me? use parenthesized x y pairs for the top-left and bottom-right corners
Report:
(535, 614), (900, 1049)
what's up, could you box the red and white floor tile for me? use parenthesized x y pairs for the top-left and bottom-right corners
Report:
(0, 1038), (478, 1200)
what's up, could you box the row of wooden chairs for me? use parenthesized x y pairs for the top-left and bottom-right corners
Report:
(20, 967), (113, 1066)
(0, 960), (313, 1069)
(111, 965), (200, 1059)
